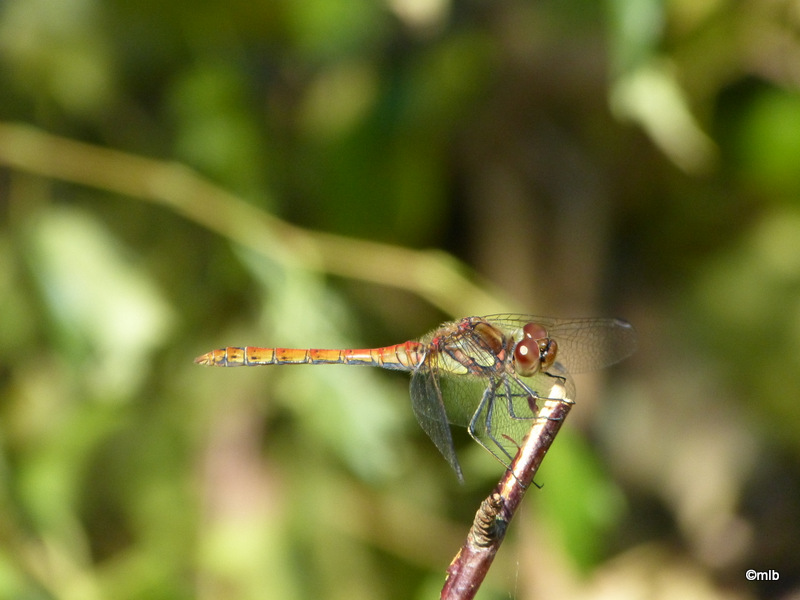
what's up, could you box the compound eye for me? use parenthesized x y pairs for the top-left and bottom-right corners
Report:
(514, 337), (541, 376)
(522, 323), (548, 340)
(539, 338), (559, 371)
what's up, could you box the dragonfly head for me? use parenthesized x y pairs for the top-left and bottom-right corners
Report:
(513, 322), (559, 377)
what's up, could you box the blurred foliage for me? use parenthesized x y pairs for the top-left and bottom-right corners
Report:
(1, 0), (800, 599)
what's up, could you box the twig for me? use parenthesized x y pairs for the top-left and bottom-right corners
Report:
(440, 396), (574, 600)
(0, 121), (508, 317)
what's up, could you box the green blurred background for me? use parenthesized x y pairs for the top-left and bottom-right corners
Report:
(1, 0), (799, 598)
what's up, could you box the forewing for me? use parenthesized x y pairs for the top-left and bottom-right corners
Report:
(483, 314), (637, 373)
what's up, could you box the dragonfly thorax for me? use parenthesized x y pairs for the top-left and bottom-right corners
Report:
(470, 321), (505, 356)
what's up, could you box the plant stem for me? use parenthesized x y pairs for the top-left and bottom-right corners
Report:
(440, 396), (573, 600)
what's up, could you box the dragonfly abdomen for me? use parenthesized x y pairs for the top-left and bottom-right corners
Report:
(195, 341), (426, 371)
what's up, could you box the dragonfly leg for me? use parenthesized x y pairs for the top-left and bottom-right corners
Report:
(467, 383), (517, 466)
(503, 376), (540, 421)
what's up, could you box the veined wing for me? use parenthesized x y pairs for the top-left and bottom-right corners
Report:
(436, 364), (575, 467)
(409, 365), (464, 481)
(482, 314), (637, 373)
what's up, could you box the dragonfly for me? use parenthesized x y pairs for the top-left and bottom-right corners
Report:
(195, 314), (636, 480)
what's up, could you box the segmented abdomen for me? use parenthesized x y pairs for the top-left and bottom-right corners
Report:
(195, 341), (426, 371)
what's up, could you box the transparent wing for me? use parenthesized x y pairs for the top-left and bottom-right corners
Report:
(482, 314), (637, 373)
(409, 366), (464, 481)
